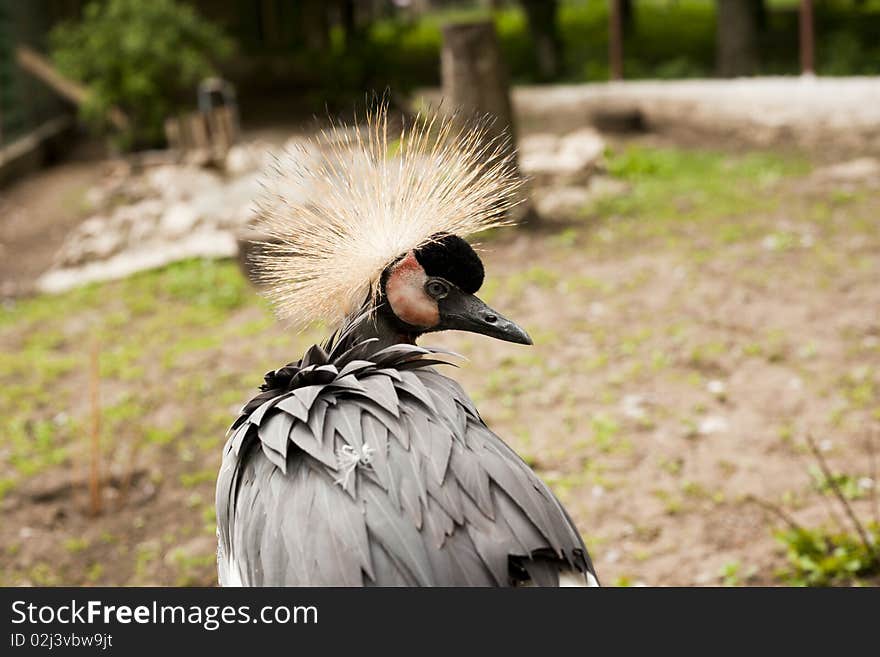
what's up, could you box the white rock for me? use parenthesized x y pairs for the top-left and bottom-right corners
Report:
(698, 416), (729, 435)
(813, 157), (880, 182)
(588, 175), (627, 197)
(147, 165), (222, 202)
(518, 133), (560, 155)
(621, 394), (648, 420)
(534, 186), (592, 215)
(519, 128), (605, 176)
(79, 217), (107, 238)
(225, 144), (257, 175)
(160, 203), (200, 237)
(604, 548), (621, 563)
(557, 128), (605, 169)
(762, 234), (780, 251)
(85, 231), (122, 259)
(707, 380), (726, 396)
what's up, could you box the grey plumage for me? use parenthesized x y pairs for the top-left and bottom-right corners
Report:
(216, 330), (597, 587)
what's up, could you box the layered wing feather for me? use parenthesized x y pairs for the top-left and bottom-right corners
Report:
(216, 341), (597, 587)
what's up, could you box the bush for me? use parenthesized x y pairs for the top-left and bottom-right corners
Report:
(50, 0), (234, 150)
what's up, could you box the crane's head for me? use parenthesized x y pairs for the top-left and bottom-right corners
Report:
(252, 104), (526, 341)
(379, 233), (531, 345)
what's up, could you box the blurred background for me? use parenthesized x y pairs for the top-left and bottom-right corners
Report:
(1, 0), (878, 587)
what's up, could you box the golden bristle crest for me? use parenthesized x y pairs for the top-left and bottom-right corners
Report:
(251, 105), (522, 329)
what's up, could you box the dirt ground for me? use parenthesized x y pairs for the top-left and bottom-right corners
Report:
(0, 155), (106, 298)
(1, 127), (878, 587)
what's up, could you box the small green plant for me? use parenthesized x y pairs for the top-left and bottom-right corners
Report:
(811, 469), (869, 501)
(755, 431), (880, 587)
(775, 523), (880, 587)
(718, 561), (741, 586)
(50, 0), (234, 149)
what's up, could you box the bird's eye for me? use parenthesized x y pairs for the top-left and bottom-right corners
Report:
(425, 279), (449, 299)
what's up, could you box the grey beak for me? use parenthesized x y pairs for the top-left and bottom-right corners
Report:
(439, 290), (533, 345)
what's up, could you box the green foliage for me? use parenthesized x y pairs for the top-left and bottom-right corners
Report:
(775, 523), (880, 586)
(598, 145), (806, 225)
(340, 0), (880, 99)
(810, 468), (870, 501)
(49, 0), (234, 149)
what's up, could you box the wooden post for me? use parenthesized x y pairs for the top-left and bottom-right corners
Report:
(609, 0), (624, 80)
(799, 0), (815, 75)
(88, 340), (103, 517)
(441, 20), (537, 225)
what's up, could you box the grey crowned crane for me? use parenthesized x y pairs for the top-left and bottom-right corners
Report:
(216, 108), (599, 587)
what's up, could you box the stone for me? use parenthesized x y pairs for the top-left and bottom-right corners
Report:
(146, 165), (222, 202)
(698, 416), (729, 436)
(225, 144), (256, 175)
(518, 133), (560, 155)
(519, 128), (605, 177)
(557, 128), (605, 169)
(813, 157), (880, 183)
(85, 231), (122, 259)
(160, 203), (200, 237)
(621, 394), (648, 421)
(533, 186), (592, 216)
(532, 176), (626, 217)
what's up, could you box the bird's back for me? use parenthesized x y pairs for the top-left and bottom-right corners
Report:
(216, 338), (597, 586)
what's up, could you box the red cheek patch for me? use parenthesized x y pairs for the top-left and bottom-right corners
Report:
(386, 252), (440, 328)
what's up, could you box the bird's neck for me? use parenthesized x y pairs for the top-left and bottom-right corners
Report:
(345, 302), (420, 350)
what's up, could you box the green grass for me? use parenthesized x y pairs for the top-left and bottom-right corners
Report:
(600, 145), (807, 219)
(776, 523), (880, 586)
(578, 145), (810, 262)
(0, 257), (301, 501)
(2, 143), (877, 586)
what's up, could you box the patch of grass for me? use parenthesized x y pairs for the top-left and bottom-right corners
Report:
(775, 523), (880, 586)
(652, 488), (684, 516)
(5, 418), (69, 478)
(180, 468), (217, 488)
(85, 562), (104, 583)
(63, 537), (90, 554)
(810, 469), (870, 501)
(168, 547), (216, 587)
(0, 258), (272, 506)
(0, 477), (17, 500)
(596, 146), (806, 227)
(590, 413), (622, 452)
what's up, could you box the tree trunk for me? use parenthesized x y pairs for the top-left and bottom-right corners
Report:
(299, 0), (330, 51)
(520, 0), (562, 80)
(621, 0), (635, 36)
(609, 0), (624, 80)
(799, 0), (815, 75)
(441, 21), (536, 226)
(754, 0), (767, 32)
(716, 0), (759, 77)
(338, 0), (357, 49)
